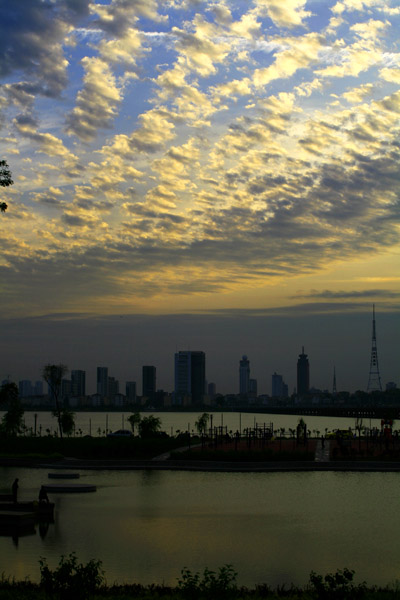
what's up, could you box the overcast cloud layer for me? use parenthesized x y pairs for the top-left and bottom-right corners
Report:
(1, 0), (400, 321)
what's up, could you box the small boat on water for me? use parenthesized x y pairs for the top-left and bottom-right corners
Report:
(42, 483), (96, 493)
(48, 472), (80, 479)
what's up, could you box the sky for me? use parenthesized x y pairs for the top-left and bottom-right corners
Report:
(0, 0), (399, 395)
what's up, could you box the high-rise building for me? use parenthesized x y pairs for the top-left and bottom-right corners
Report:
(239, 355), (250, 395)
(97, 367), (108, 397)
(19, 380), (33, 397)
(71, 370), (86, 397)
(297, 347), (310, 395)
(108, 376), (119, 400)
(126, 381), (137, 403)
(142, 366), (156, 399)
(272, 372), (289, 398)
(34, 381), (43, 395)
(174, 351), (206, 405)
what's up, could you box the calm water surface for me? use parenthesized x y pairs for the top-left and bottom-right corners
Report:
(1, 466), (400, 588)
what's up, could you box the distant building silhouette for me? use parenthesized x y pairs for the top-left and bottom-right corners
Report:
(97, 367), (108, 397)
(332, 366), (337, 396)
(19, 380), (33, 397)
(142, 365), (156, 400)
(297, 347), (310, 395)
(367, 304), (382, 392)
(71, 370), (86, 397)
(249, 378), (258, 398)
(271, 372), (288, 398)
(239, 355), (250, 395)
(174, 351), (206, 405)
(108, 376), (119, 400)
(126, 381), (137, 403)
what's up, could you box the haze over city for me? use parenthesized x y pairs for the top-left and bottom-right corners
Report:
(1, 0), (399, 394)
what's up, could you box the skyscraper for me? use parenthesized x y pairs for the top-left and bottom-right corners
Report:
(272, 372), (289, 398)
(142, 366), (156, 400)
(174, 351), (206, 405)
(297, 347), (310, 395)
(239, 355), (250, 395)
(97, 367), (108, 397)
(126, 381), (137, 404)
(71, 370), (86, 397)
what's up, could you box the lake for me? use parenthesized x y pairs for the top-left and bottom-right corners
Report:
(1, 411), (397, 588)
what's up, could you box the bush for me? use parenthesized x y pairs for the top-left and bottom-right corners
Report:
(177, 565), (238, 599)
(309, 568), (367, 599)
(39, 553), (104, 599)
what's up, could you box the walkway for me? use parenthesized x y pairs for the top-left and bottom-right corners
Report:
(314, 439), (330, 462)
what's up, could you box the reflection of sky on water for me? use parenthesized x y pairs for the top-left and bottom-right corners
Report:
(1, 468), (400, 587)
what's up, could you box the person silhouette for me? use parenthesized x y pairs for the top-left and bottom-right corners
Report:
(11, 478), (19, 503)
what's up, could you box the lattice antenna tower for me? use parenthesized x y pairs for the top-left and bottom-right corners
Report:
(332, 366), (337, 395)
(367, 304), (382, 392)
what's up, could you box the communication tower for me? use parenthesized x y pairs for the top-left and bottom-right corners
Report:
(367, 304), (382, 392)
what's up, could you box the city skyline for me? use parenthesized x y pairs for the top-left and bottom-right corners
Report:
(3, 306), (398, 397)
(0, 1), (399, 394)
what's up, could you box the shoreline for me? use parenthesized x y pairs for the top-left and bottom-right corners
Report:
(2, 456), (400, 472)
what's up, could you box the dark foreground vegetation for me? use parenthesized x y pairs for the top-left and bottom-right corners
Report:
(1, 555), (400, 600)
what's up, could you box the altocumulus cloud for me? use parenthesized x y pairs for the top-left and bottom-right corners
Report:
(0, 0), (399, 317)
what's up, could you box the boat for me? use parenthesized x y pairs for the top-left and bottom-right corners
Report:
(42, 483), (96, 493)
(48, 472), (80, 479)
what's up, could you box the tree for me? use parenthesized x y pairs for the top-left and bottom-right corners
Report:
(42, 364), (68, 439)
(195, 412), (210, 435)
(0, 160), (13, 212)
(138, 415), (162, 438)
(58, 409), (75, 437)
(0, 382), (24, 436)
(127, 412), (141, 435)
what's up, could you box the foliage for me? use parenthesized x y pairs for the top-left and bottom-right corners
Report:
(0, 382), (19, 405)
(58, 409), (75, 437)
(0, 383), (24, 436)
(138, 415), (162, 438)
(39, 553), (104, 599)
(177, 565), (238, 599)
(195, 413), (210, 435)
(127, 412), (141, 435)
(0, 159), (13, 213)
(309, 568), (367, 599)
(42, 364), (68, 439)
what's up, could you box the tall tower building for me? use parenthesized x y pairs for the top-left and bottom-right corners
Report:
(367, 304), (382, 392)
(297, 347), (310, 395)
(126, 381), (137, 404)
(71, 370), (86, 397)
(239, 355), (250, 395)
(174, 351), (206, 405)
(142, 366), (156, 399)
(97, 367), (108, 397)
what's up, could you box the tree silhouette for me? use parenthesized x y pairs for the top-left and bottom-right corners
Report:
(138, 415), (161, 438)
(0, 160), (13, 212)
(0, 382), (24, 436)
(127, 412), (141, 435)
(42, 364), (68, 438)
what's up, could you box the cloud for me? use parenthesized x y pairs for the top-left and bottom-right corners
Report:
(65, 57), (122, 142)
(291, 289), (400, 300)
(254, 0), (312, 28)
(0, 0), (78, 98)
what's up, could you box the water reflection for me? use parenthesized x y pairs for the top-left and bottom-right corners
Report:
(1, 467), (400, 588)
